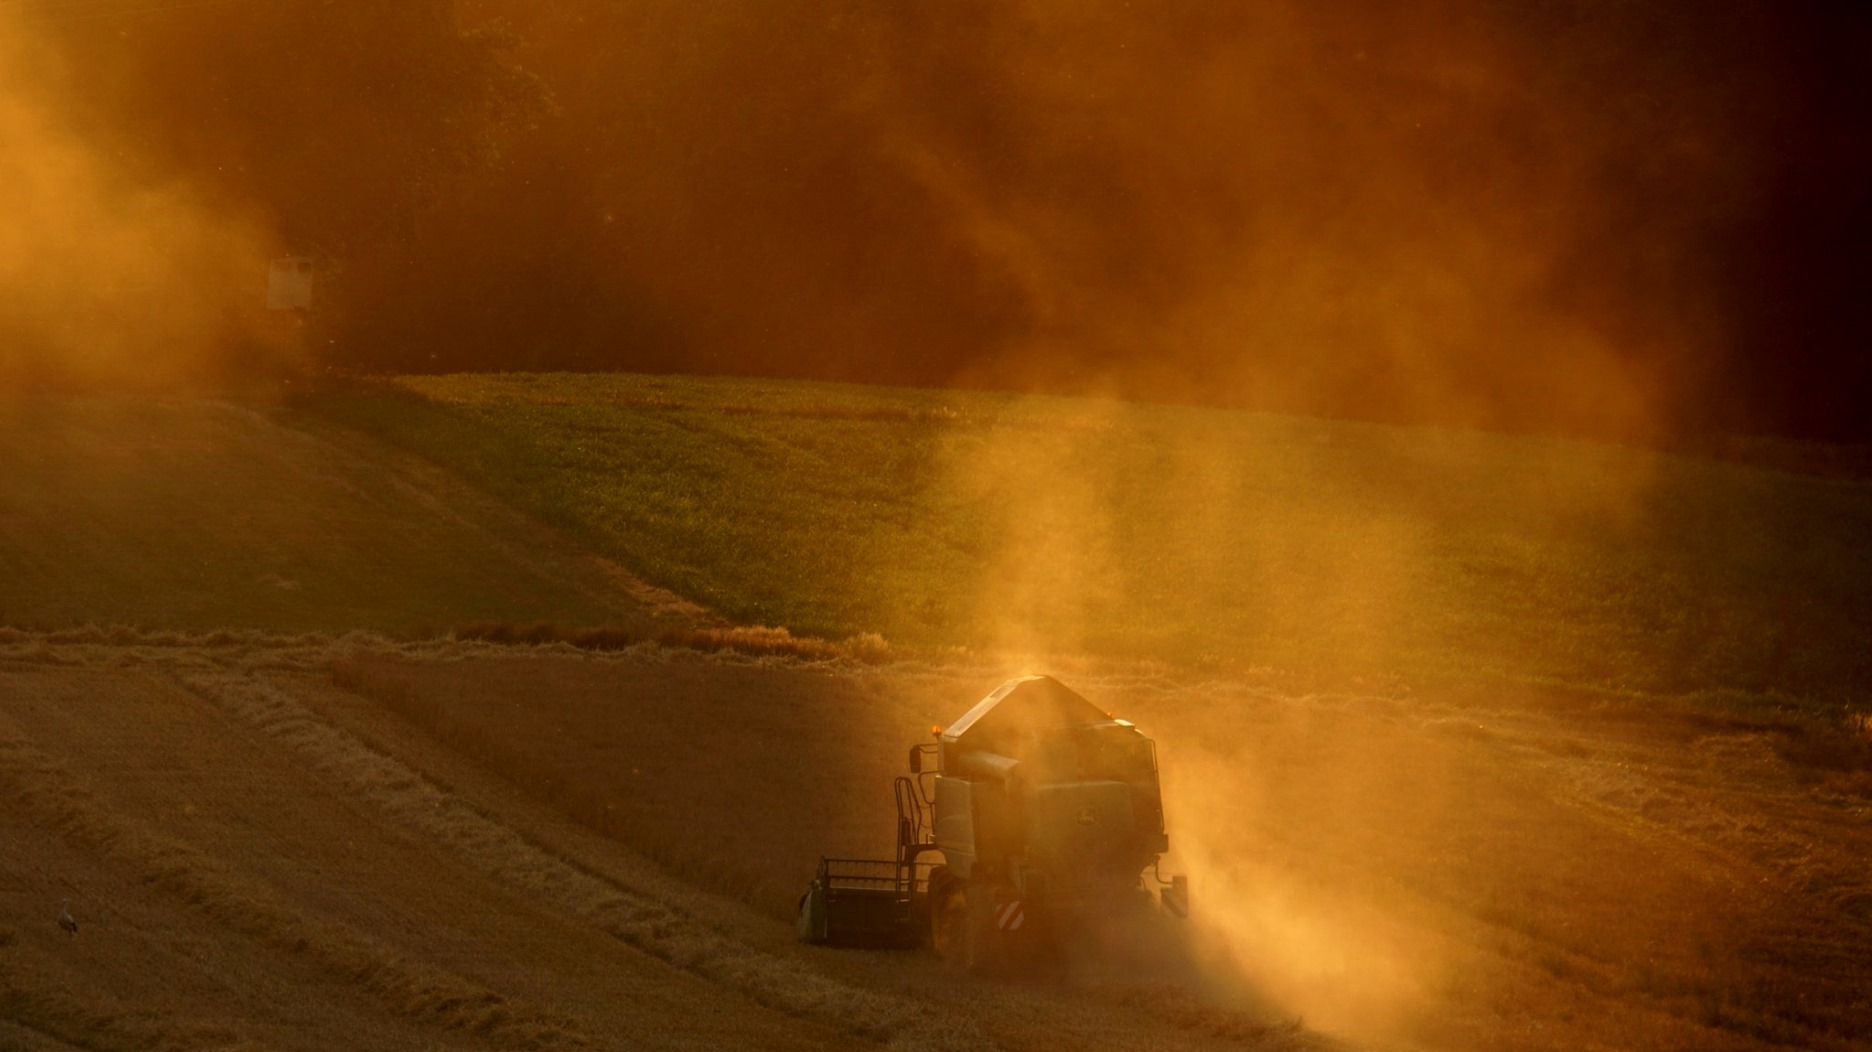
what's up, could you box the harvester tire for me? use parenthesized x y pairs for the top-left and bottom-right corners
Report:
(929, 868), (970, 970)
(963, 879), (1006, 975)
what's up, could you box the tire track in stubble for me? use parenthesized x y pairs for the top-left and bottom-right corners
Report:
(179, 670), (992, 1052)
(0, 718), (588, 1052)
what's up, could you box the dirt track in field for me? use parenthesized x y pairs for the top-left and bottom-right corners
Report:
(2, 637), (1868, 1051)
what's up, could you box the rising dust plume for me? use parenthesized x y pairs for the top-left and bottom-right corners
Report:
(0, 9), (281, 396)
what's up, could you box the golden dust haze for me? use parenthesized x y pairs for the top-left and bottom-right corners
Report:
(1166, 742), (1434, 1038)
(16, 0), (1777, 435)
(0, 10), (281, 395)
(475, 0), (1763, 438)
(940, 412), (1467, 1041)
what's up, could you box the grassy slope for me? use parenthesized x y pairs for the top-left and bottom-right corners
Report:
(312, 373), (1872, 709)
(0, 399), (638, 632)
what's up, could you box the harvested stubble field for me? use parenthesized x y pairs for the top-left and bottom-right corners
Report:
(3, 387), (1871, 1050)
(2, 635), (1869, 1051)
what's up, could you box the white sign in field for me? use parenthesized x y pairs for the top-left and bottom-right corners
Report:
(267, 257), (313, 310)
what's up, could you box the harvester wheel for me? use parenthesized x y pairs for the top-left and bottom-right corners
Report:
(930, 872), (970, 968)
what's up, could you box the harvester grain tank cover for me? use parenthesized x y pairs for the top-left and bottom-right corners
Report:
(940, 675), (1121, 759)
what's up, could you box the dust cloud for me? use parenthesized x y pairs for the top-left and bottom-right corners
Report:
(472, 0), (1774, 439)
(870, 0), (1750, 439)
(922, 396), (1677, 1040)
(0, 10), (281, 396)
(928, 402), (1455, 1040)
(23, 0), (1806, 435)
(919, 317), (1673, 1043)
(1162, 735), (1444, 1041)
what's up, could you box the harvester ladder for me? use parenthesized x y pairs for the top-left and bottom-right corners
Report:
(892, 773), (936, 899)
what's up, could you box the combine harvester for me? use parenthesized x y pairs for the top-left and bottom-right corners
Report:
(798, 675), (1188, 971)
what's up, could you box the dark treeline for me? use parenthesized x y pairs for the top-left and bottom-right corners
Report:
(31, 0), (1871, 440)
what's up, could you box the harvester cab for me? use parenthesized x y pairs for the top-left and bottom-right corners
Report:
(798, 676), (1188, 970)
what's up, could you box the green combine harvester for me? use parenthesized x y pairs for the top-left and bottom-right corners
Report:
(798, 675), (1188, 970)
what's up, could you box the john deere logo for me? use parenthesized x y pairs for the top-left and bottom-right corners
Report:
(1078, 806), (1097, 826)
